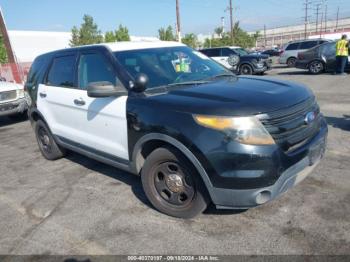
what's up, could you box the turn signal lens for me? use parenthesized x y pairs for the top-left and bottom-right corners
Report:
(193, 115), (275, 145)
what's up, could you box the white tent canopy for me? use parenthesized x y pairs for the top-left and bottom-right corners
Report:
(8, 30), (159, 63)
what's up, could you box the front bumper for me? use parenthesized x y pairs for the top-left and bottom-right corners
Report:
(0, 98), (28, 117)
(207, 128), (327, 209)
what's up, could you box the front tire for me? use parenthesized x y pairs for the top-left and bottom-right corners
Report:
(239, 64), (253, 75)
(141, 147), (209, 218)
(35, 120), (66, 160)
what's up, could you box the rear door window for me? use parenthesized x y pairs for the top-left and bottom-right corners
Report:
(46, 55), (76, 88)
(221, 48), (234, 56)
(299, 41), (319, 50)
(285, 43), (300, 51)
(202, 49), (221, 57)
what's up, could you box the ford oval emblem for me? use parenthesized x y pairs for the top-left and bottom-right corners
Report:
(304, 112), (316, 125)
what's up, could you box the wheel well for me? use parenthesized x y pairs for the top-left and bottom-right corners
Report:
(135, 140), (175, 174)
(135, 139), (212, 203)
(31, 111), (41, 122)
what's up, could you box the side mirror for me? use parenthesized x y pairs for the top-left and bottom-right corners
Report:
(87, 81), (127, 98)
(132, 73), (149, 93)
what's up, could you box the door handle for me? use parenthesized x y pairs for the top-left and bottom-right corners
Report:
(74, 98), (86, 106)
(39, 92), (47, 98)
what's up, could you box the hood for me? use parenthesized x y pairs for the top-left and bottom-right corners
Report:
(149, 77), (313, 116)
(0, 82), (23, 92)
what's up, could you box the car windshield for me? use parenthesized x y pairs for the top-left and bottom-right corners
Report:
(232, 48), (249, 56)
(114, 46), (233, 89)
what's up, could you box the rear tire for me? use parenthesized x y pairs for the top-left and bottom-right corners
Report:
(141, 146), (209, 218)
(308, 61), (324, 74)
(35, 120), (66, 160)
(287, 57), (297, 67)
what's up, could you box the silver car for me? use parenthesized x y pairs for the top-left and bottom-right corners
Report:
(279, 39), (331, 67)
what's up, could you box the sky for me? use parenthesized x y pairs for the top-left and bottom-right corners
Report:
(1, 0), (350, 36)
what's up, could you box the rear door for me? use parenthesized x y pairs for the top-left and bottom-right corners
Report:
(37, 52), (81, 142)
(203, 48), (224, 67)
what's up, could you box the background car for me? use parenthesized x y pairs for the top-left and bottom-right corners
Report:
(295, 41), (350, 74)
(200, 46), (272, 75)
(279, 39), (331, 67)
(0, 81), (28, 119)
(261, 49), (282, 57)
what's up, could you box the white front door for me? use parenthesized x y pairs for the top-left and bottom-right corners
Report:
(73, 51), (129, 160)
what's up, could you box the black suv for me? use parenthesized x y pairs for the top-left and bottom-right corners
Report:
(296, 41), (350, 74)
(26, 41), (327, 218)
(200, 47), (272, 75)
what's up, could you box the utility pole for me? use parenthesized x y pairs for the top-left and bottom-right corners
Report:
(335, 6), (339, 32)
(315, 4), (321, 35)
(320, 12), (323, 38)
(303, 0), (311, 39)
(0, 8), (21, 83)
(324, 4), (328, 33)
(176, 0), (181, 42)
(229, 0), (234, 45)
(264, 25), (267, 48)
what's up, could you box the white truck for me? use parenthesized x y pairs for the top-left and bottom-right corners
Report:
(0, 81), (28, 119)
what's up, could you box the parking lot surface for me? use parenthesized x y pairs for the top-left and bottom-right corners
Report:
(0, 67), (349, 255)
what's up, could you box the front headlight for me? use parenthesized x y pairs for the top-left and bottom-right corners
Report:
(193, 115), (275, 145)
(17, 89), (25, 98)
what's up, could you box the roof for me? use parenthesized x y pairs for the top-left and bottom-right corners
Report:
(101, 41), (186, 52)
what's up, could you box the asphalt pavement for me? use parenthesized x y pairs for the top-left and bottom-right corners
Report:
(0, 66), (349, 255)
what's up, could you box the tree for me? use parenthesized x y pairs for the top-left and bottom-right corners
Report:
(158, 26), (175, 41)
(70, 15), (104, 47)
(105, 24), (130, 43)
(214, 27), (224, 38)
(203, 21), (258, 49)
(115, 24), (130, 41)
(0, 35), (8, 64)
(182, 33), (199, 49)
(104, 31), (116, 43)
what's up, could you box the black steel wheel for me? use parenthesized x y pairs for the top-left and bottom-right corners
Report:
(141, 146), (209, 218)
(239, 64), (253, 75)
(35, 120), (66, 160)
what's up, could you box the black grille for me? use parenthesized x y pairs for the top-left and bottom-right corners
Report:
(259, 98), (321, 152)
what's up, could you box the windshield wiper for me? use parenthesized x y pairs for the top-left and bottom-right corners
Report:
(166, 80), (210, 88)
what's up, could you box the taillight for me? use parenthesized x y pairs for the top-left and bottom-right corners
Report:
(279, 50), (284, 56)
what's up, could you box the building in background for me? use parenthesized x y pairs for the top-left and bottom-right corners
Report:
(251, 17), (350, 49)
(1, 30), (159, 82)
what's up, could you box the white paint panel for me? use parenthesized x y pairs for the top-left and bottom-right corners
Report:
(37, 85), (129, 160)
